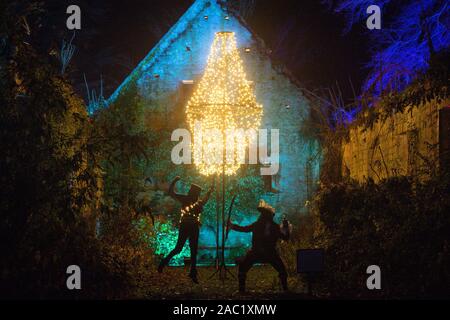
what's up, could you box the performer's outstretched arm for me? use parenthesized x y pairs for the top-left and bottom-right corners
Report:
(229, 222), (255, 233)
(200, 186), (214, 204)
(168, 176), (187, 203)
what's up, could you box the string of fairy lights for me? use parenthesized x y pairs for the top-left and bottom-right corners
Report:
(180, 201), (203, 224)
(186, 31), (263, 176)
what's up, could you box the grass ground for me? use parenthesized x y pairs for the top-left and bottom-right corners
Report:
(140, 265), (309, 300)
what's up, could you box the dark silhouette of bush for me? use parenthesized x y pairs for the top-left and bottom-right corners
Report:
(312, 175), (450, 298)
(0, 2), (154, 299)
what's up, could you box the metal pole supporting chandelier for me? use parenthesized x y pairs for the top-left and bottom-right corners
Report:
(185, 31), (263, 280)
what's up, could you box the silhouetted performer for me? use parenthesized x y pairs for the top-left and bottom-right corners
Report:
(229, 200), (290, 293)
(158, 176), (213, 283)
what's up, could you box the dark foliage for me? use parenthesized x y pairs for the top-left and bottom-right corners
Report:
(326, 0), (449, 97)
(312, 175), (450, 298)
(0, 2), (154, 299)
(0, 2), (97, 298)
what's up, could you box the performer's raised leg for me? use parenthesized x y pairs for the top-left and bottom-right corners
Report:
(158, 224), (188, 273)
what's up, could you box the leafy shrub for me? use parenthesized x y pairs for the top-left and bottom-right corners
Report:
(0, 4), (155, 299)
(135, 216), (190, 266)
(312, 175), (450, 298)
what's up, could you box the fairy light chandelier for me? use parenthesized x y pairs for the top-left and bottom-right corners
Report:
(186, 31), (263, 176)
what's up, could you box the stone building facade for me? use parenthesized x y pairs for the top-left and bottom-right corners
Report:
(342, 99), (450, 182)
(107, 0), (321, 263)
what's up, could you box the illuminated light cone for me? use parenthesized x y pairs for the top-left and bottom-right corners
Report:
(186, 31), (263, 176)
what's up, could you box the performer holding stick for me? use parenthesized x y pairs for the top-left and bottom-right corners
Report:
(158, 176), (213, 284)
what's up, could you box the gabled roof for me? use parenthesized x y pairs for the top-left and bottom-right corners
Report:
(108, 0), (308, 104)
(108, 0), (212, 103)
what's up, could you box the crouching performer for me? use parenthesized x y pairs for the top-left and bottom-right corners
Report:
(158, 176), (213, 283)
(228, 200), (290, 293)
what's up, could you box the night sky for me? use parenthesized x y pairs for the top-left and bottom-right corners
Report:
(45, 0), (371, 104)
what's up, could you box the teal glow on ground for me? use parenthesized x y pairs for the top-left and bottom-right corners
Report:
(138, 218), (250, 266)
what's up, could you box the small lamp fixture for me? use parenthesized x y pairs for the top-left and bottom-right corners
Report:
(224, 16), (230, 20)
(244, 47), (251, 53)
(204, 15), (208, 20)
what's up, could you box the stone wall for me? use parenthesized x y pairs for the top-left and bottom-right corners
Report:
(342, 99), (449, 182)
(107, 0), (321, 264)
(109, 0), (321, 218)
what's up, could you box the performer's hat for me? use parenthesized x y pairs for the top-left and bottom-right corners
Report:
(257, 199), (275, 215)
(188, 183), (202, 199)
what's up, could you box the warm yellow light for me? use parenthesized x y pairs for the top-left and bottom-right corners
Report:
(186, 32), (263, 176)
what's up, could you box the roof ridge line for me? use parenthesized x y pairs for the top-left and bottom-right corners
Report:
(218, 1), (310, 102)
(107, 0), (212, 103)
